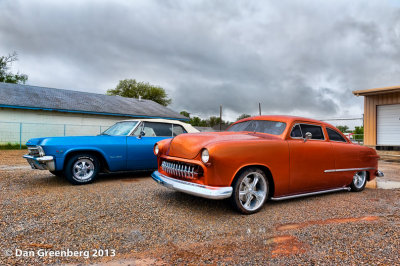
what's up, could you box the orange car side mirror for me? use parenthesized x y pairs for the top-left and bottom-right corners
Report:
(304, 132), (312, 142)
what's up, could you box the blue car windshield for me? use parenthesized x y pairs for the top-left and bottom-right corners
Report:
(102, 121), (138, 136)
(227, 120), (286, 135)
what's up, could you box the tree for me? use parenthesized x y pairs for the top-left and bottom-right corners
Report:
(181, 110), (233, 128)
(207, 116), (222, 127)
(336, 125), (349, 133)
(180, 111), (190, 118)
(189, 116), (201, 126)
(352, 126), (364, 142)
(0, 52), (28, 84)
(107, 79), (172, 106)
(236, 114), (251, 121)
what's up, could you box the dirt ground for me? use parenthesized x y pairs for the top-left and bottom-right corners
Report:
(0, 150), (399, 265)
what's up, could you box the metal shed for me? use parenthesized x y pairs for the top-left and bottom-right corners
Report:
(353, 86), (400, 148)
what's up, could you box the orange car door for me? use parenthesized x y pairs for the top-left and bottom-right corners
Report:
(288, 124), (335, 194)
(325, 127), (360, 187)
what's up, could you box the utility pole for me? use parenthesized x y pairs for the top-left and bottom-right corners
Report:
(259, 103), (261, 116)
(219, 105), (222, 132)
(362, 114), (364, 127)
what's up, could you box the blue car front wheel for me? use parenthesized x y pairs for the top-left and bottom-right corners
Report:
(64, 154), (100, 185)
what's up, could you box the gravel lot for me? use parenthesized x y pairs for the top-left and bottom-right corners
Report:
(1, 150), (399, 265)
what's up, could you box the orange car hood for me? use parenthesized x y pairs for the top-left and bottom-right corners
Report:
(168, 131), (280, 159)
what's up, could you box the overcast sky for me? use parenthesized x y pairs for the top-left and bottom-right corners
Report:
(1, 0), (399, 125)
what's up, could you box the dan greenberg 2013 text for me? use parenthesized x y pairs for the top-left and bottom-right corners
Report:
(15, 248), (116, 259)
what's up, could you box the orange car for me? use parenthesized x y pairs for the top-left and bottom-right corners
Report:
(151, 115), (383, 214)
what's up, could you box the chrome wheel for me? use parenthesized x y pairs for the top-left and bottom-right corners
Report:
(238, 172), (267, 212)
(352, 171), (367, 189)
(73, 159), (95, 181)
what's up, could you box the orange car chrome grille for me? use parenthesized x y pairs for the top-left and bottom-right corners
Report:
(161, 160), (203, 179)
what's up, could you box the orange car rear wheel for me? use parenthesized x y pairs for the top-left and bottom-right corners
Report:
(350, 171), (367, 192)
(230, 167), (269, 214)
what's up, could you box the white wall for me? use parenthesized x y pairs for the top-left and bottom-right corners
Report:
(0, 108), (134, 144)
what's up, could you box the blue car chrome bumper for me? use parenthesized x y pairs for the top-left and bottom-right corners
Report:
(23, 155), (55, 172)
(151, 171), (232, 200)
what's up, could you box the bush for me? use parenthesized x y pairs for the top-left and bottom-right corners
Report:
(0, 142), (27, 150)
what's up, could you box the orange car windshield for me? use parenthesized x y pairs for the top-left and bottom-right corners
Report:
(227, 120), (286, 135)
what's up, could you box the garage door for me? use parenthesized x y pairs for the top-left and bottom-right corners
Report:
(377, 104), (400, 145)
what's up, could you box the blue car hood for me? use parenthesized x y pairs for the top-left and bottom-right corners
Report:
(26, 137), (47, 146)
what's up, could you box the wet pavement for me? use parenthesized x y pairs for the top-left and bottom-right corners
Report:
(379, 160), (400, 182)
(377, 160), (400, 189)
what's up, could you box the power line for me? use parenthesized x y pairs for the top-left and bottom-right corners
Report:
(320, 117), (363, 121)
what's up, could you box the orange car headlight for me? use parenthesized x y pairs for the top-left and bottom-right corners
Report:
(154, 144), (159, 155)
(201, 149), (209, 163)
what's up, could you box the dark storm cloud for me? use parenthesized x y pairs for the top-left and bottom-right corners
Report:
(0, 0), (399, 121)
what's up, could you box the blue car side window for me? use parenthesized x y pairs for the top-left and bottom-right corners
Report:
(172, 125), (187, 136)
(132, 122), (173, 137)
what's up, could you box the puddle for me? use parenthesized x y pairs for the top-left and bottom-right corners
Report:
(101, 258), (160, 265)
(25, 243), (53, 249)
(366, 179), (400, 190)
(266, 235), (306, 258)
(264, 235), (293, 244)
(377, 180), (400, 189)
(276, 216), (379, 231)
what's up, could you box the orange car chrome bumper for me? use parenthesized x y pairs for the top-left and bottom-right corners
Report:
(151, 171), (232, 200)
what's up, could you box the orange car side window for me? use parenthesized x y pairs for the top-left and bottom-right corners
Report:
(290, 124), (302, 138)
(327, 128), (346, 142)
(300, 124), (324, 140)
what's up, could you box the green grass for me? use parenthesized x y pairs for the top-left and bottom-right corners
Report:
(0, 142), (27, 150)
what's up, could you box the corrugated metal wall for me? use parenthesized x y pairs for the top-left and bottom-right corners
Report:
(364, 92), (400, 146)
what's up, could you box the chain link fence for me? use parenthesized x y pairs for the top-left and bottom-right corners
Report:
(0, 121), (110, 148)
(346, 134), (364, 144)
(0, 120), (365, 149)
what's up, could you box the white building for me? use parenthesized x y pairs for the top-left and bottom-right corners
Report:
(0, 83), (187, 144)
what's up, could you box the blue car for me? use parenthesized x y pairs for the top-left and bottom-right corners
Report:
(23, 119), (198, 185)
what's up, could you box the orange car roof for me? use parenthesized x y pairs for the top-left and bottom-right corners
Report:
(236, 115), (337, 129)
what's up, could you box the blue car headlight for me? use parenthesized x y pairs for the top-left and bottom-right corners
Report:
(37, 146), (45, 157)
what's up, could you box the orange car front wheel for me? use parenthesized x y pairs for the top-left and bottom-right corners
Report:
(230, 167), (269, 214)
